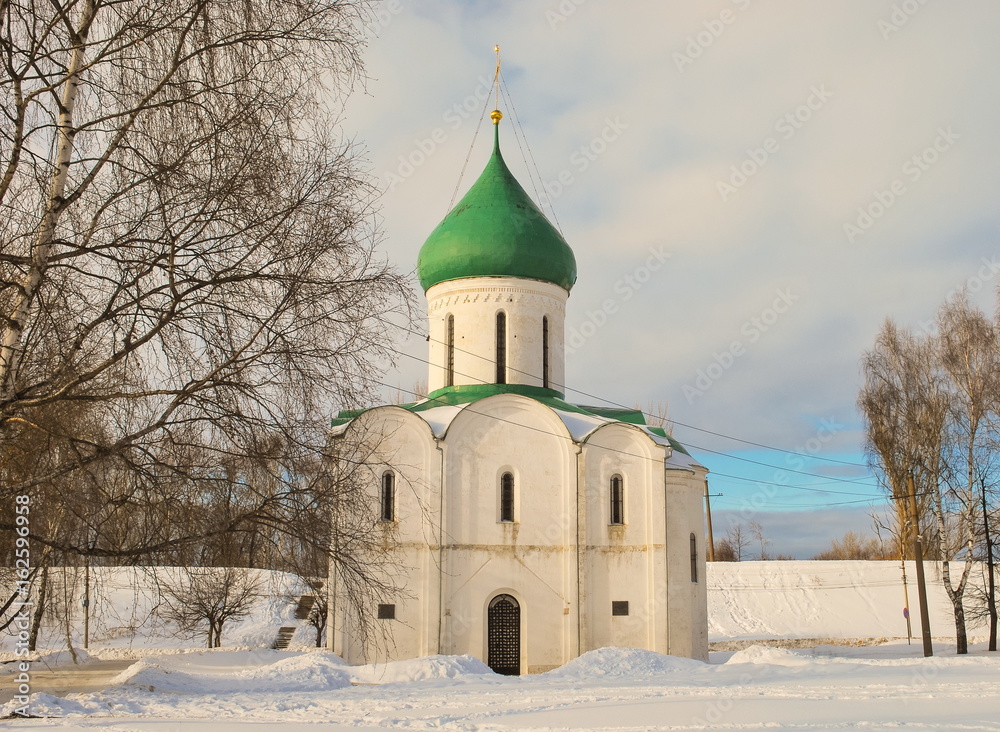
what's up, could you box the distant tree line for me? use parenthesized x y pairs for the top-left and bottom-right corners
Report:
(713, 521), (794, 562)
(811, 531), (896, 561)
(712, 526), (896, 562)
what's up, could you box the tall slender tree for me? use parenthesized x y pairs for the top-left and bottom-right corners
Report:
(936, 295), (997, 653)
(860, 320), (947, 650)
(0, 2), (408, 569)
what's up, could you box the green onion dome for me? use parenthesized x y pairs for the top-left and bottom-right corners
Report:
(417, 118), (577, 293)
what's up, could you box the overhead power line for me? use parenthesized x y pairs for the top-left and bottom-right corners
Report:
(382, 318), (872, 472)
(385, 343), (879, 490)
(356, 376), (887, 510)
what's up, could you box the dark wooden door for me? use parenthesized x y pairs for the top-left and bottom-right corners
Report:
(487, 594), (520, 675)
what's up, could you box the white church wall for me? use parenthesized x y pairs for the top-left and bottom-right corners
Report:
(440, 395), (578, 672)
(426, 277), (567, 393)
(664, 468), (710, 660)
(332, 400), (709, 670)
(580, 424), (667, 654)
(336, 408), (441, 665)
(440, 551), (572, 674)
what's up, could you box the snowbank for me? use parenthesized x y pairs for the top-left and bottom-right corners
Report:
(0, 691), (110, 718)
(105, 650), (494, 694)
(546, 647), (706, 677)
(31, 648), (100, 670)
(112, 651), (352, 693)
(726, 644), (812, 667)
(349, 654), (494, 684)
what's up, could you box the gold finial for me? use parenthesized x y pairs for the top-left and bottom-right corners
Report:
(490, 109), (503, 125)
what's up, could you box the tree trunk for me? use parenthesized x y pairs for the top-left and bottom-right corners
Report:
(0, 0), (98, 397)
(952, 594), (968, 655)
(28, 565), (48, 652)
(933, 487), (973, 655)
(938, 557), (971, 655)
(313, 608), (326, 648)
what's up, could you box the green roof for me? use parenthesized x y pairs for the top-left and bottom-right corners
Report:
(416, 122), (577, 292)
(333, 384), (692, 457)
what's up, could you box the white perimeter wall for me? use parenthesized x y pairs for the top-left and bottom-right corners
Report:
(707, 560), (992, 642)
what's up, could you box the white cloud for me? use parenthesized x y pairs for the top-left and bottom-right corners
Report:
(343, 0), (1000, 547)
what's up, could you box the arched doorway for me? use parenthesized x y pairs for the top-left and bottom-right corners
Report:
(487, 594), (520, 675)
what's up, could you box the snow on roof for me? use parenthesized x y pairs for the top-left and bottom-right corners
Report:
(331, 391), (705, 472)
(550, 406), (618, 442)
(665, 448), (705, 472)
(409, 404), (464, 437)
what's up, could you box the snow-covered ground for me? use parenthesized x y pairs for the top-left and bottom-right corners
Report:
(5, 643), (999, 730)
(3, 561), (998, 730)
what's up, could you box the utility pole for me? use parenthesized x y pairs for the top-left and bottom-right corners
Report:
(704, 479), (715, 562)
(908, 472), (933, 657)
(901, 560), (913, 645)
(897, 500), (912, 645)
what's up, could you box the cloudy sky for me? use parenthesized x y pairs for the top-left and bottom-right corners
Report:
(341, 0), (1000, 557)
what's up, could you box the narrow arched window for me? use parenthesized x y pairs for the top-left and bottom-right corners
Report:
(610, 475), (624, 525)
(496, 312), (507, 384)
(690, 533), (698, 583)
(381, 472), (395, 522)
(500, 472), (514, 522)
(446, 314), (455, 387)
(542, 316), (549, 389)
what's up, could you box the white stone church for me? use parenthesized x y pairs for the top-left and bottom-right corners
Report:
(329, 109), (709, 674)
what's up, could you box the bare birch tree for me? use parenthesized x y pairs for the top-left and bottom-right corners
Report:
(861, 304), (997, 654)
(725, 523), (750, 562)
(0, 1), (409, 574)
(936, 295), (998, 652)
(748, 520), (771, 561)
